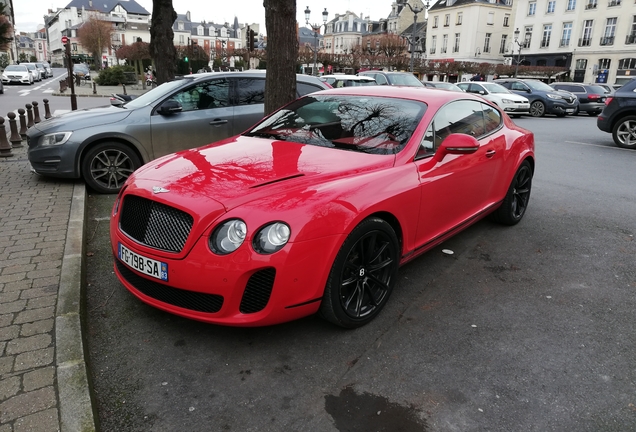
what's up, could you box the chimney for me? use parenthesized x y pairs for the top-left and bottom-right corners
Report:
(89, 0), (92, 7)
(186, 11), (191, 21)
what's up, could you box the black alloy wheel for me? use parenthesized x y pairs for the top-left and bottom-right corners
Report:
(529, 100), (545, 117)
(320, 218), (400, 328)
(81, 141), (141, 194)
(491, 160), (533, 226)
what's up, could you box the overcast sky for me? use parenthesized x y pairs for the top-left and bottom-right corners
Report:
(14, 0), (402, 34)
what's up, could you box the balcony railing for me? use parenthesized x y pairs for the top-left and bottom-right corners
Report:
(607, 0), (621, 6)
(578, 37), (592, 46)
(430, 48), (436, 54)
(585, 2), (597, 8)
(452, 45), (460, 52)
(626, 34), (636, 44)
(441, 47), (447, 53)
(600, 36), (614, 45)
(559, 38), (570, 47)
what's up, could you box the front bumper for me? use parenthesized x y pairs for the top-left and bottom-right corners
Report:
(503, 103), (530, 114)
(111, 220), (342, 326)
(26, 132), (82, 179)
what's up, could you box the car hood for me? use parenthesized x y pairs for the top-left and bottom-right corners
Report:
(29, 106), (132, 132)
(125, 135), (395, 216)
(502, 94), (529, 102)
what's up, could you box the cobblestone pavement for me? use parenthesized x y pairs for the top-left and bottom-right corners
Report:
(0, 114), (93, 430)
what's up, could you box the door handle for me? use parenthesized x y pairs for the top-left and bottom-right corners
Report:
(485, 150), (496, 158)
(209, 119), (228, 126)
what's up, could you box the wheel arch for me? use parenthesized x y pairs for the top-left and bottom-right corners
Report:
(76, 136), (146, 178)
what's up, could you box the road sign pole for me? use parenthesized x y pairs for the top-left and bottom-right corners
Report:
(64, 39), (77, 111)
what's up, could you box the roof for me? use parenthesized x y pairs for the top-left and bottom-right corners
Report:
(64, 0), (150, 15)
(429, 0), (509, 11)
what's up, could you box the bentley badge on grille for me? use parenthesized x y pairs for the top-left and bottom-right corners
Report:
(152, 186), (170, 194)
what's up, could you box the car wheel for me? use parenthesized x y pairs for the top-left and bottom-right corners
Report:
(81, 142), (141, 194)
(320, 217), (400, 328)
(529, 101), (545, 117)
(491, 160), (533, 226)
(612, 115), (636, 149)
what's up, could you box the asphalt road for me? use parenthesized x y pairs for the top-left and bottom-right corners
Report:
(83, 115), (636, 432)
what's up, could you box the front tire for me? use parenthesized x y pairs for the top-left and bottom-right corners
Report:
(529, 101), (545, 117)
(491, 161), (533, 226)
(81, 142), (141, 194)
(320, 218), (400, 328)
(612, 116), (636, 149)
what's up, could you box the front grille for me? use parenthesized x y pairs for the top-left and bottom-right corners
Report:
(120, 195), (193, 253)
(239, 268), (276, 314)
(116, 260), (223, 313)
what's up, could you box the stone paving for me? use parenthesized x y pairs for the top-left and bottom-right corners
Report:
(0, 112), (93, 430)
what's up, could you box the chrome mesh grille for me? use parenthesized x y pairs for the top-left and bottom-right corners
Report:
(239, 268), (276, 314)
(116, 260), (223, 313)
(120, 195), (193, 253)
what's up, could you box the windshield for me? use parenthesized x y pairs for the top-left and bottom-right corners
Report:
(6, 65), (27, 72)
(244, 95), (427, 155)
(24, 64), (35, 70)
(123, 79), (194, 109)
(525, 80), (557, 92)
(482, 83), (511, 94)
(387, 73), (424, 87)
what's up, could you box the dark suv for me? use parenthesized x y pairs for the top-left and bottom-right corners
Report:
(597, 78), (636, 149)
(357, 70), (424, 87)
(550, 83), (607, 116)
(495, 78), (579, 117)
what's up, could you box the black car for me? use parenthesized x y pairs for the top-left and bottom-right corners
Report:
(597, 78), (636, 149)
(550, 83), (607, 116)
(495, 78), (579, 117)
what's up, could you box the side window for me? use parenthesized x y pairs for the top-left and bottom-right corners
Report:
(374, 74), (388, 85)
(482, 102), (502, 134)
(170, 79), (230, 112)
(468, 84), (483, 93)
(236, 78), (265, 105)
(417, 100), (487, 158)
(297, 82), (324, 97)
(511, 82), (527, 91)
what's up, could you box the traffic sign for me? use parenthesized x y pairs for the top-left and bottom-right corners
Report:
(62, 36), (69, 44)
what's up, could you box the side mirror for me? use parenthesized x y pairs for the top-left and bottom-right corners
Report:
(434, 133), (480, 161)
(157, 100), (182, 115)
(479, 90), (486, 95)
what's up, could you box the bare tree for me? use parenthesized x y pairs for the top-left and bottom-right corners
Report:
(149, 0), (177, 84)
(77, 17), (113, 69)
(0, 3), (13, 51)
(263, 0), (297, 115)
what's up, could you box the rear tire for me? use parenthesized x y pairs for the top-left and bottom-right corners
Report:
(612, 115), (636, 149)
(81, 142), (141, 194)
(319, 218), (400, 328)
(491, 161), (533, 226)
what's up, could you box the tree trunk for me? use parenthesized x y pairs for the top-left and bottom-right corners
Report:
(149, 0), (177, 84)
(263, 0), (298, 115)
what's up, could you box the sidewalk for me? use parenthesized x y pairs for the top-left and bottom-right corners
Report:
(0, 83), (138, 431)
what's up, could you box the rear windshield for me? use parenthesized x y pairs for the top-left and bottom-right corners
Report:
(244, 95), (427, 155)
(587, 85), (607, 95)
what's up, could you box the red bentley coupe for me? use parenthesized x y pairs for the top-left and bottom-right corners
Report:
(110, 86), (535, 328)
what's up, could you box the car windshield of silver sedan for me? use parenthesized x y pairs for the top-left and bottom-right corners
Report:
(244, 95), (427, 155)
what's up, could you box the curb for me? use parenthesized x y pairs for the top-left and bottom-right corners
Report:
(55, 182), (97, 431)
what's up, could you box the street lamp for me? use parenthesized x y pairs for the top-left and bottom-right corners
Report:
(305, 6), (328, 76)
(513, 28), (528, 77)
(404, 0), (430, 73)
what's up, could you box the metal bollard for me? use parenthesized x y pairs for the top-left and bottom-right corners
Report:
(0, 117), (14, 157)
(25, 103), (34, 128)
(7, 112), (22, 147)
(122, 83), (127, 95)
(43, 99), (52, 119)
(32, 101), (41, 124)
(18, 109), (28, 137)
(93, 81), (97, 94)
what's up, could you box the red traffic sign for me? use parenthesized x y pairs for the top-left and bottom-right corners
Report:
(62, 36), (69, 44)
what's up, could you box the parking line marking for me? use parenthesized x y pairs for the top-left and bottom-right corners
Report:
(564, 140), (632, 151)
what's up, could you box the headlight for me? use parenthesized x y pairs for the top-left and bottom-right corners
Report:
(41, 132), (72, 146)
(209, 219), (247, 254)
(546, 93), (563, 100)
(253, 222), (291, 254)
(501, 99), (514, 104)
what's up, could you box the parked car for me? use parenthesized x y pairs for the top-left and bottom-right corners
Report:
(34, 63), (47, 79)
(23, 63), (42, 82)
(597, 78), (636, 149)
(321, 74), (376, 88)
(456, 81), (530, 117)
(1, 64), (33, 85)
(422, 81), (463, 92)
(495, 78), (578, 117)
(595, 83), (614, 96)
(72, 63), (91, 81)
(357, 70), (424, 87)
(549, 83), (607, 116)
(42, 61), (53, 78)
(109, 85), (535, 328)
(26, 71), (330, 193)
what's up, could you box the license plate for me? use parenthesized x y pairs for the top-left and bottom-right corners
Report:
(118, 243), (168, 281)
(566, 109), (575, 113)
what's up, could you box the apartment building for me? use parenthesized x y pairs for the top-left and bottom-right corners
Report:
(427, 0), (515, 64)
(512, 0), (636, 84)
